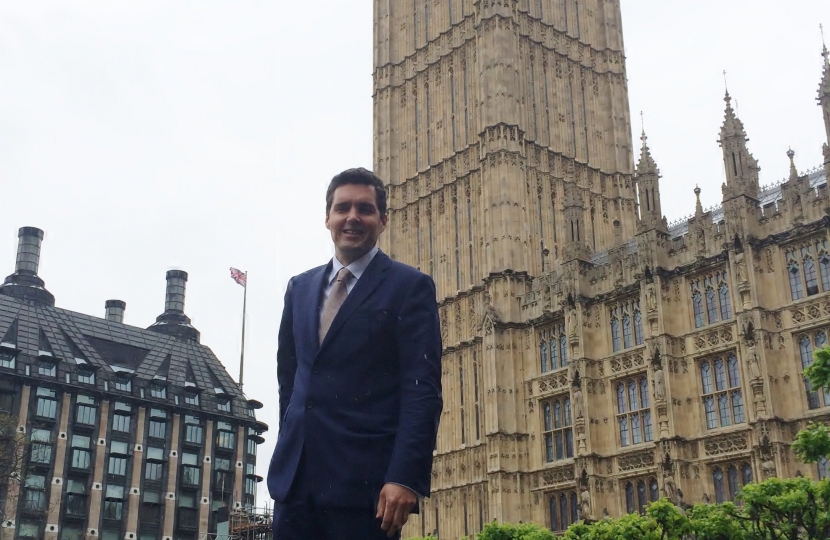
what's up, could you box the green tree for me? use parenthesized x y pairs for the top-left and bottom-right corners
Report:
(794, 345), (830, 464)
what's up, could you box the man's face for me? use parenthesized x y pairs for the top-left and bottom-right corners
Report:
(325, 184), (387, 264)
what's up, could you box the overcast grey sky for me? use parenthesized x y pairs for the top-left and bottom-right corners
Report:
(0, 1), (826, 498)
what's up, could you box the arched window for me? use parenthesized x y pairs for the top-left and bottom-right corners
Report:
(705, 287), (719, 324)
(550, 338), (559, 370)
(819, 254), (830, 292)
(727, 465), (740, 501)
(622, 313), (633, 349)
(727, 355), (741, 387)
(713, 468), (726, 503)
(637, 480), (647, 514)
(611, 318), (621, 352)
(719, 282), (732, 320)
(540, 341), (549, 373)
(639, 377), (650, 408)
(549, 496), (559, 532)
(731, 391), (745, 424)
(818, 456), (830, 480)
(714, 358), (727, 391)
(741, 462), (753, 486)
(628, 380), (639, 410)
(617, 384), (627, 414)
(560, 494), (570, 529)
(569, 492), (579, 524)
(800, 335), (814, 369)
(633, 309), (644, 345)
(649, 478), (659, 502)
(560, 334), (568, 365)
(625, 482), (635, 514)
(804, 257), (819, 296)
(789, 262), (804, 300)
(542, 397), (573, 462)
(692, 291), (705, 328)
(701, 361), (713, 393)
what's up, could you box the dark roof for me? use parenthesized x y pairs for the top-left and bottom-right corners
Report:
(0, 293), (257, 422)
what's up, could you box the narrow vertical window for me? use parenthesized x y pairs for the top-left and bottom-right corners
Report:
(819, 254), (830, 292)
(611, 318), (621, 352)
(789, 261), (804, 300)
(692, 291), (705, 328)
(540, 341), (549, 373)
(719, 282), (732, 320)
(625, 482), (635, 514)
(622, 313), (632, 349)
(713, 468), (725, 503)
(705, 287), (719, 324)
(805, 257), (819, 296)
(727, 465), (739, 501)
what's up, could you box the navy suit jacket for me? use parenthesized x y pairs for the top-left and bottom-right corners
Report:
(267, 251), (443, 509)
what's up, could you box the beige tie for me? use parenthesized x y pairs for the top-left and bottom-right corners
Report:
(319, 267), (352, 344)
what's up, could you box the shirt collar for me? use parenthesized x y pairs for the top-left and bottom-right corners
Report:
(328, 246), (379, 284)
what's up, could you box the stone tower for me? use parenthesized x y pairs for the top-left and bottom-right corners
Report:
(375, 3), (830, 540)
(374, 1), (636, 537)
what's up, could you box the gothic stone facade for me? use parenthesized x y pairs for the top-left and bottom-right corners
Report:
(0, 229), (268, 540)
(372, 1), (830, 538)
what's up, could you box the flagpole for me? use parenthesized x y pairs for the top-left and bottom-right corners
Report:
(239, 273), (247, 391)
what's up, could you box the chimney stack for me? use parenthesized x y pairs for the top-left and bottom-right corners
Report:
(0, 227), (55, 306)
(147, 270), (200, 342)
(164, 270), (188, 313)
(16, 227), (44, 276)
(105, 300), (126, 324)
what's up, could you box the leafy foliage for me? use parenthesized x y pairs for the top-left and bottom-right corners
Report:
(794, 345), (830, 464)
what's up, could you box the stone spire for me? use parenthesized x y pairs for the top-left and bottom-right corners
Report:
(694, 185), (704, 218)
(787, 148), (799, 181)
(719, 90), (760, 200)
(818, 27), (830, 165)
(635, 128), (665, 231)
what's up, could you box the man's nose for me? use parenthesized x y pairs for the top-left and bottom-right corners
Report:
(346, 207), (361, 222)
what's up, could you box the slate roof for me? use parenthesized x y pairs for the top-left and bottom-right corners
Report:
(0, 292), (259, 423)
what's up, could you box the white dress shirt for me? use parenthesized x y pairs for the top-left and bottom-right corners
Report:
(322, 246), (379, 303)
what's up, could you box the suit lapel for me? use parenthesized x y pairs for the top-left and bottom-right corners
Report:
(305, 262), (331, 356)
(318, 251), (391, 353)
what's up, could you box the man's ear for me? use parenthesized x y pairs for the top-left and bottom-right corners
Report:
(380, 213), (388, 230)
(325, 210), (331, 230)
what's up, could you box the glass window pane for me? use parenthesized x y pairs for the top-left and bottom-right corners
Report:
(713, 469), (725, 503)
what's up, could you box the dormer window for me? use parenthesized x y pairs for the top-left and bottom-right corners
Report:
(38, 358), (57, 378)
(150, 383), (167, 400)
(217, 398), (231, 413)
(0, 342), (17, 369)
(184, 388), (200, 407)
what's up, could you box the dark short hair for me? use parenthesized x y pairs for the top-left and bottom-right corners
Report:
(325, 168), (388, 216)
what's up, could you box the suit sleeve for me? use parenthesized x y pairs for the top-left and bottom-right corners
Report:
(385, 273), (443, 496)
(277, 277), (297, 431)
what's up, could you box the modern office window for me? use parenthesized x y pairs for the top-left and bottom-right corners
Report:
(141, 490), (163, 527)
(111, 402), (132, 432)
(148, 419), (166, 440)
(108, 441), (129, 477)
(114, 376), (132, 393)
(214, 457), (233, 491)
(145, 461), (164, 482)
(64, 479), (88, 517)
(76, 367), (95, 385)
(59, 526), (84, 540)
(70, 434), (92, 470)
(177, 493), (198, 530)
(35, 387), (58, 419)
(75, 395), (97, 426)
(0, 348), (16, 369)
(542, 396), (573, 462)
(184, 390), (200, 407)
(103, 484), (125, 520)
(23, 474), (48, 511)
(700, 353), (745, 429)
(0, 391), (13, 413)
(216, 421), (236, 450)
(184, 415), (204, 445)
(30, 428), (53, 465)
(217, 398), (232, 413)
(150, 384), (167, 399)
(181, 453), (201, 486)
(17, 520), (41, 539)
(38, 359), (57, 377)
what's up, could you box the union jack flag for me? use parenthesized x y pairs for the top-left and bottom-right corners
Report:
(230, 268), (247, 288)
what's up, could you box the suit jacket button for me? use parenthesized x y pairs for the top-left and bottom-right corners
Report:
(313, 369), (320, 374)
(306, 400), (314, 409)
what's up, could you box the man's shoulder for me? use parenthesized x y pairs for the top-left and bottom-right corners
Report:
(383, 255), (433, 285)
(287, 263), (328, 287)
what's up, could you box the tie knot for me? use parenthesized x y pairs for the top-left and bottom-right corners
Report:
(335, 267), (352, 283)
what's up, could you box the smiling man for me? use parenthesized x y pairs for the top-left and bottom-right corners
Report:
(267, 168), (443, 539)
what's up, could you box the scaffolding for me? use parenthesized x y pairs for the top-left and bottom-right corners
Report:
(198, 506), (273, 540)
(230, 506), (273, 540)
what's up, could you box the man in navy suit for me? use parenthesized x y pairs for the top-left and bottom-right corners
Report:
(268, 168), (443, 539)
